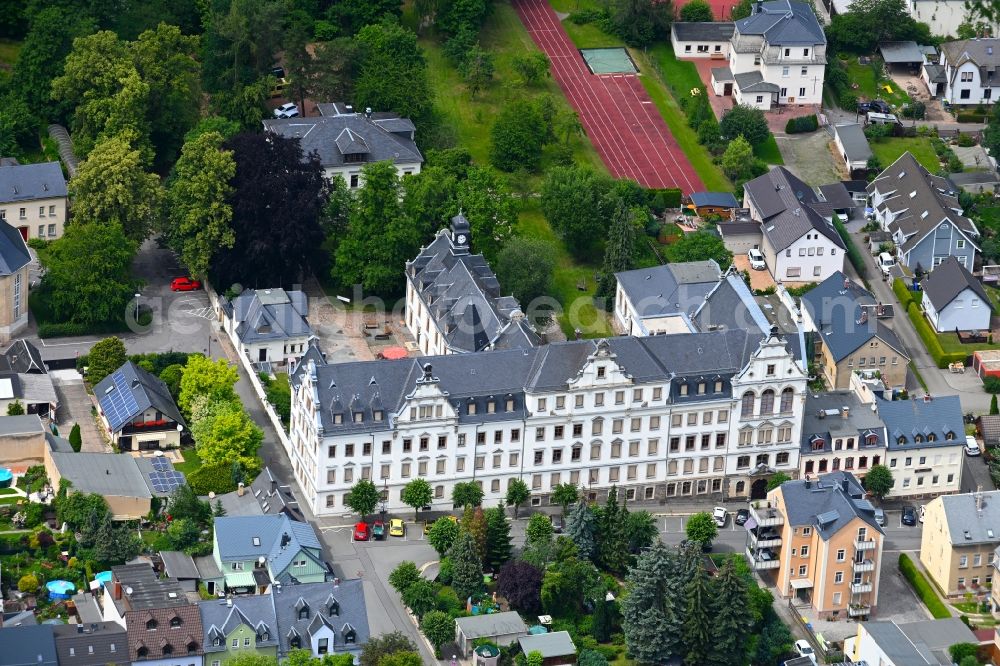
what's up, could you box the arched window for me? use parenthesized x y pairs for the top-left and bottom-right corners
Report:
(866, 434), (878, 446)
(914, 434), (923, 443)
(760, 389), (775, 415)
(818, 459), (828, 472)
(897, 436), (906, 445)
(805, 460), (814, 473)
(735, 481), (746, 494)
(927, 433), (936, 442)
(755, 453), (769, 467)
(741, 391), (755, 418)
(780, 388), (794, 413)
(945, 431), (955, 440)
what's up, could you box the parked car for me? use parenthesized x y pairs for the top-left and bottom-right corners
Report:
(713, 506), (728, 528)
(901, 506), (917, 526)
(747, 248), (766, 270)
(918, 505), (925, 523)
(874, 508), (886, 527)
(273, 102), (299, 118)
(966, 435), (982, 456)
(170, 277), (202, 292)
(353, 522), (369, 541)
(870, 100), (892, 114)
(389, 518), (405, 537)
(735, 508), (750, 526)
(793, 640), (817, 665)
(371, 521), (386, 541)
(877, 252), (896, 276)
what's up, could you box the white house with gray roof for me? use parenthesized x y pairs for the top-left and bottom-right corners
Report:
(869, 152), (979, 272)
(405, 214), (538, 356)
(671, 22), (734, 59)
(930, 38), (1000, 106)
(288, 325), (808, 515)
(613, 260), (722, 335)
(272, 580), (368, 659)
(921, 255), (993, 332)
(263, 102), (422, 189)
(0, 160), (68, 241)
(743, 167), (846, 282)
(710, 0), (826, 110)
(846, 618), (977, 666)
(222, 288), (314, 368)
(878, 395), (964, 499)
(833, 123), (873, 173)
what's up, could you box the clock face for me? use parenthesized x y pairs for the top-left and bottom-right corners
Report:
(457, 234), (467, 244)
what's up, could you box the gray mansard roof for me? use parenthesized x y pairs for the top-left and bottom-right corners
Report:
(0, 161), (67, 204)
(406, 216), (539, 354)
(273, 580), (369, 656)
(614, 260), (722, 319)
(294, 329), (785, 436)
(224, 288), (314, 345)
(263, 104), (422, 169)
(801, 391), (886, 454)
(743, 167), (845, 252)
(778, 471), (883, 538)
(734, 0), (825, 45)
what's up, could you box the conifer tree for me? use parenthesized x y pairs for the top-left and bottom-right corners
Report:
(683, 564), (716, 666)
(709, 560), (751, 666)
(449, 531), (483, 602)
(621, 542), (679, 663)
(598, 486), (629, 573)
(483, 506), (512, 570)
(596, 201), (636, 302)
(566, 500), (598, 561)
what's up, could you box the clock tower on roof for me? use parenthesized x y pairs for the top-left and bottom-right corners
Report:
(451, 213), (470, 253)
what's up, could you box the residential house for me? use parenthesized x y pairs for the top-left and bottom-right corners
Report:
(846, 618), (977, 666)
(94, 361), (186, 451)
(833, 123), (873, 174)
(612, 260), (723, 335)
(126, 605), (203, 666)
(0, 339), (57, 418)
(289, 327), (807, 516)
(868, 152), (979, 272)
(200, 596), (277, 666)
(799, 391), (886, 481)
(46, 452), (157, 520)
(52, 622), (129, 666)
(213, 466), (305, 521)
(743, 168), (846, 282)
(671, 22), (735, 59)
(0, 414), (53, 470)
(517, 632), (577, 666)
(689, 191), (740, 217)
(273, 580), (369, 660)
(878, 394), (965, 498)
(0, 220), (30, 341)
(263, 102), (422, 188)
(405, 214), (538, 356)
(221, 288), (314, 368)
(99, 563), (188, 627)
(799, 272), (910, 390)
(207, 515), (330, 595)
(454, 612), (528, 658)
(921, 256), (993, 332)
(921, 489), (1000, 597)
(160, 551), (202, 593)
(710, 0), (826, 110)
(0, 625), (58, 666)
(747, 471), (884, 620)
(928, 38), (1000, 106)
(0, 160), (68, 241)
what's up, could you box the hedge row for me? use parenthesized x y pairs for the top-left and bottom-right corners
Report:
(785, 114), (819, 134)
(898, 554), (951, 619)
(892, 278), (918, 309)
(833, 216), (867, 279)
(906, 302), (967, 368)
(188, 460), (262, 496)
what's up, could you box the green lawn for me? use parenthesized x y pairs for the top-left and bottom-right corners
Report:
(175, 447), (202, 476)
(870, 137), (939, 172)
(0, 488), (18, 496)
(754, 134), (784, 165)
(841, 57), (911, 109)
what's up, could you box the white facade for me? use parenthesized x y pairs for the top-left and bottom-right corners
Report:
(405, 279), (446, 357)
(326, 162), (421, 191)
(287, 335), (809, 516)
(885, 443), (963, 498)
(0, 194), (67, 241)
(765, 229), (845, 282)
(728, 37), (825, 106)
(922, 287), (992, 332)
(942, 59), (1000, 105)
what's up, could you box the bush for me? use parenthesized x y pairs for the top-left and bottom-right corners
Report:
(437, 557), (454, 585)
(833, 216), (867, 279)
(948, 155), (964, 172)
(956, 132), (976, 147)
(984, 376), (1000, 394)
(785, 115), (819, 134)
(899, 554), (951, 618)
(187, 460), (261, 495)
(838, 90), (858, 111)
(569, 8), (605, 23)
(906, 302), (967, 368)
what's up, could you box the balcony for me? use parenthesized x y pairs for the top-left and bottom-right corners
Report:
(745, 547), (781, 570)
(120, 419), (177, 436)
(847, 604), (871, 617)
(750, 504), (785, 528)
(855, 539), (877, 551)
(852, 559), (875, 573)
(748, 527), (782, 549)
(851, 582), (873, 594)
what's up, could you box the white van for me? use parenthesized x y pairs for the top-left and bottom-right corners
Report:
(877, 252), (895, 276)
(867, 111), (900, 125)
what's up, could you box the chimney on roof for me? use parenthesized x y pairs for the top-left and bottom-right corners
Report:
(841, 478), (849, 494)
(841, 406), (850, 419)
(844, 278), (850, 290)
(923, 394), (932, 402)
(755, 0), (764, 13)
(365, 107), (372, 119)
(804, 478), (811, 488)
(237, 482), (245, 497)
(977, 486), (984, 513)
(114, 580), (122, 600)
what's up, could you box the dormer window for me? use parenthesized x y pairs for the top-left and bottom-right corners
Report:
(334, 413), (343, 425)
(259, 632), (269, 642)
(679, 384), (688, 396)
(328, 599), (340, 616)
(344, 625), (356, 644)
(169, 616), (181, 628)
(162, 644), (173, 656)
(146, 619), (157, 630)
(137, 646), (148, 658)
(714, 381), (723, 393)
(468, 401), (477, 415)
(298, 607), (309, 620)
(945, 431), (955, 440)
(214, 639), (222, 647)
(487, 400), (495, 414)
(373, 410), (383, 421)
(353, 412), (363, 423)
(697, 382), (705, 395)
(187, 642), (198, 654)
(898, 436), (906, 445)
(866, 434), (878, 446)
(914, 434), (923, 443)
(505, 398), (514, 411)
(927, 433), (936, 442)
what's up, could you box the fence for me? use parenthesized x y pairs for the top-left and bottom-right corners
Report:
(786, 600), (835, 663)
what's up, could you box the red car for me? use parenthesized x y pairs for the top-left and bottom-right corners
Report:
(170, 277), (202, 292)
(353, 522), (369, 541)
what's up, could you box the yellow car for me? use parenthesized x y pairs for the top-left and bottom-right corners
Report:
(389, 518), (405, 537)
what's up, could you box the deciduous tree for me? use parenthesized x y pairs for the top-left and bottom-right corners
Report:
(494, 238), (555, 308)
(420, 610), (454, 654)
(69, 134), (162, 242)
(426, 517), (461, 557)
(353, 20), (432, 126)
(165, 131), (236, 279)
(177, 355), (239, 417)
(863, 464), (894, 500)
(190, 398), (263, 468)
(540, 166), (612, 260)
(608, 0), (673, 47)
(719, 105), (769, 146)
(41, 221), (138, 326)
(454, 166), (517, 263)
(345, 479), (380, 520)
(665, 231), (732, 269)
(389, 561), (422, 595)
(685, 512), (718, 546)
(451, 481), (484, 508)
(766, 472), (792, 491)
(402, 578), (437, 618)
(497, 560), (544, 613)
(87, 337), (128, 384)
(360, 632), (418, 666)
(526, 513), (554, 548)
(490, 98), (551, 172)
(511, 52), (550, 86)
(401, 479), (433, 521)
(504, 478), (530, 519)
(551, 483), (578, 516)
(681, 0), (714, 21)
(212, 132), (326, 288)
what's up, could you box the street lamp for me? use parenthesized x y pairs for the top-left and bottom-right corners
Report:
(134, 293), (141, 320)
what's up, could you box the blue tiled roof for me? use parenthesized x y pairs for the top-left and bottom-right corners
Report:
(877, 395), (964, 450)
(214, 515), (322, 575)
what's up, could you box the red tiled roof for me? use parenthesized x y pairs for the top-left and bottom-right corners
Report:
(126, 605), (203, 662)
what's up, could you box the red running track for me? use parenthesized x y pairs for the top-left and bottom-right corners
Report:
(513, 0), (703, 193)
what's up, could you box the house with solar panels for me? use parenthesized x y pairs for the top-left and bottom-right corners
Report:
(93, 361), (186, 452)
